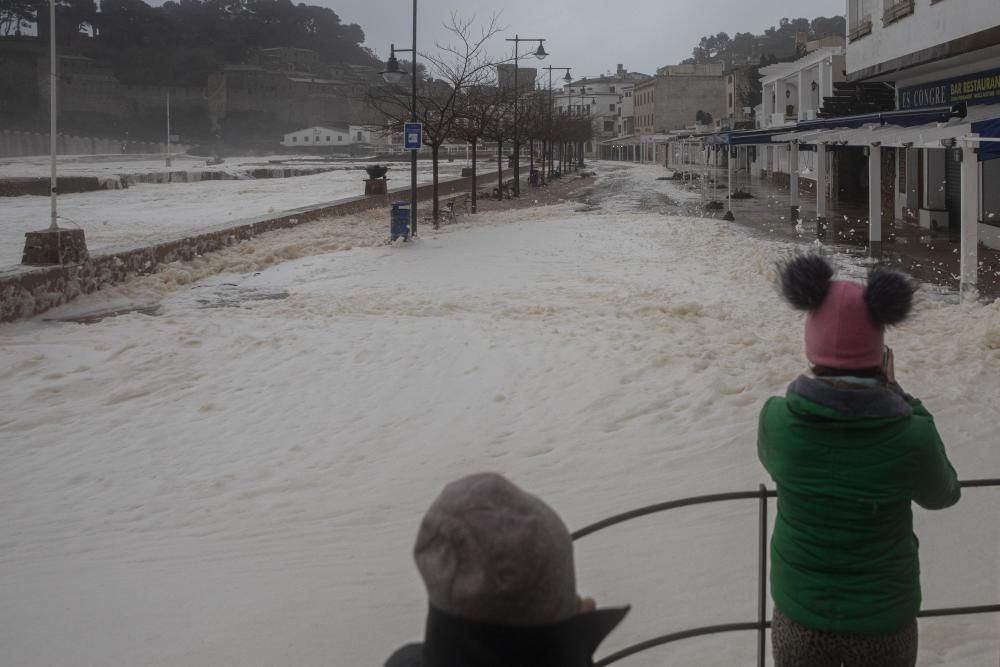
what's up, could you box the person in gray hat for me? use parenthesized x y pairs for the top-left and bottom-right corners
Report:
(384, 472), (629, 667)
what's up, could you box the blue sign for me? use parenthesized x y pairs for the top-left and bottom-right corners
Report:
(404, 122), (423, 150)
(899, 67), (1000, 110)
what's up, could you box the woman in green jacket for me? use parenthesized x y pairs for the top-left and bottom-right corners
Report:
(758, 254), (960, 667)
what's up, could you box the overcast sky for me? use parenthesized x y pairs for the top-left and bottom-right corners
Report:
(334, 0), (845, 79)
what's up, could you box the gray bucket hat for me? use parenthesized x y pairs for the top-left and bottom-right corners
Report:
(414, 473), (578, 627)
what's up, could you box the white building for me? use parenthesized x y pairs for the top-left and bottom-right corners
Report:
(842, 0), (1000, 253)
(751, 47), (847, 179)
(761, 47), (846, 128)
(554, 65), (649, 157)
(756, 0), (1000, 291)
(280, 125), (374, 148)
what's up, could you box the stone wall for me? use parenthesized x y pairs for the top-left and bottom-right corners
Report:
(0, 130), (191, 158)
(0, 171), (514, 323)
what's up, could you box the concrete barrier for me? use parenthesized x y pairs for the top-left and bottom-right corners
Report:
(0, 170), (515, 322)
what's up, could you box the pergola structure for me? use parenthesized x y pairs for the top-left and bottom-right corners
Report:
(693, 102), (1000, 295)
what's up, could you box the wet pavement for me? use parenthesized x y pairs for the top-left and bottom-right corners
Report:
(589, 161), (1000, 301)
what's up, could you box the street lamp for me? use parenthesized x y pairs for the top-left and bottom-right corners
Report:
(379, 1), (419, 238)
(543, 66), (571, 181)
(505, 34), (547, 198)
(381, 46), (407, 86)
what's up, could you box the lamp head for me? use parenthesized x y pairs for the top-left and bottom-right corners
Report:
(381, 47), (408, 85)
(535, 42), (548, 59)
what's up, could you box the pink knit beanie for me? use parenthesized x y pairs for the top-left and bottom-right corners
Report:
(778, 255), (917, 371)
(804, 281), (883, 369)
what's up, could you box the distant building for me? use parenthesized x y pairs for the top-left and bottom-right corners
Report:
(745, 47), (847, 189)
(635, 63), (727, 163)
(725, 68), (753, 127)
(254, 47), (320, 74)
(280, 124), (374, 148)
(760, 47), (846, 128)
(498, 64), (538, 94)
(555, 64), (650, 158)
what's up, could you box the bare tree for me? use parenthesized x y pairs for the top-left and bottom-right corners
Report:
(453, 78), (514, 211)
(367, 13), (503, 227)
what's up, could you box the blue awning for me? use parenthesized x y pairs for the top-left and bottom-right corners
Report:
(793, 104), (964, 132)
(971, 116), (1000, 161)
(703, 127), (794, 146)
(702, 104), (969, 148)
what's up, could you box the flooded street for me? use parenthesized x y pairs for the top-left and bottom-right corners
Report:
(591, 161), (1000, 301)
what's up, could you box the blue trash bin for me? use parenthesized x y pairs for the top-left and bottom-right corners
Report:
(390, 202), (410, 241)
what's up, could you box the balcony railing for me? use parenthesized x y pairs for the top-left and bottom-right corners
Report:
(572, 478), (1000, 667)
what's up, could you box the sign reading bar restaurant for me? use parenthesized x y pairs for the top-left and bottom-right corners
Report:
(899, 67), (1000, 110)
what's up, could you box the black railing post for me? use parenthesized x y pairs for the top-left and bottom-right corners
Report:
(579, 479), (997, 666)
(757, 484), (768, 667)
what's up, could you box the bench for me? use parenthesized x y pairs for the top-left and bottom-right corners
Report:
(442, 193), (471, 222)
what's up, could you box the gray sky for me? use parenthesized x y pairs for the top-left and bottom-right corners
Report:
(334, 0), (845, 79)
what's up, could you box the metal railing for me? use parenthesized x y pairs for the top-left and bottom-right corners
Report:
(571, 479), (1000, 667)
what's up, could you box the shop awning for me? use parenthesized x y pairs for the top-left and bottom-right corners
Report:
(772, 103), (1000, 157)
(703, 127), (795, 146)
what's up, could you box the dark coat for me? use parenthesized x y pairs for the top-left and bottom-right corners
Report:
(384, 605), (630, 667)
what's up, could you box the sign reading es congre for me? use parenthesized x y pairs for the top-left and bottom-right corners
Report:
(899, 67), (1000, 110)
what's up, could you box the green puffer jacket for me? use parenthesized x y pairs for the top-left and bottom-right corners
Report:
(758, 375), (961, 635)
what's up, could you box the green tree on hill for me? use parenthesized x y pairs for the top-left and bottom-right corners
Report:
(683, 15), (846, 67)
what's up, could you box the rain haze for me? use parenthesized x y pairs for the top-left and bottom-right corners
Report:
(2, 0), (999, 665)
(336, 0), (847, 76)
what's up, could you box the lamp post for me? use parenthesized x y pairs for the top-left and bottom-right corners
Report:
(543, 66), (571, 181)
(380, 0), (418, 238)
(166, 90), (171, 168)
(582, 96), (596, 167)
(563, 83), (576, 173)
(505, 34), (547, 197)
(48, 0), (57, 231)
(20, 0), (89, 266)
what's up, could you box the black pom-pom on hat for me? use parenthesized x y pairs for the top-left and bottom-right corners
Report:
(865, 265), (916, 327)
(777, 253), (834, 311)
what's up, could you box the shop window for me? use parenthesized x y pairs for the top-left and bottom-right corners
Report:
(848, 0), (872, 40)
(292, 136), (297, 143)
(984, 160), (1000, 225)
(882, 0), (914, 25)
(304, 136), (309, 142)
(326, 136), (331, 142)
